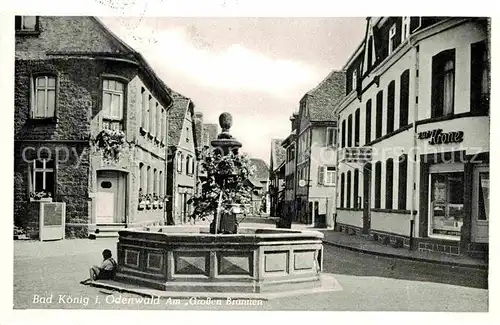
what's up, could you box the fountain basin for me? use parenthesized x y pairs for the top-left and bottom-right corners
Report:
(115, 227), (324, 294)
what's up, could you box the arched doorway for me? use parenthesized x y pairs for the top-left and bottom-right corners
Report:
(96, 170), (127, 224)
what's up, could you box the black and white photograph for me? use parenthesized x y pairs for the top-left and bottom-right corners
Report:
(1, 1), (497, 324)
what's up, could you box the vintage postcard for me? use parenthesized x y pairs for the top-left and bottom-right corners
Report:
(2, 0), (497, 324)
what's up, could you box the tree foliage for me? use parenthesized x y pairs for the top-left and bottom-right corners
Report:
(188, 150), (255, 220)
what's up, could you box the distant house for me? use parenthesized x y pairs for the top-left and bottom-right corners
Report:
(247, 158), (270, 215)
(269, 139), (286, 217)
(294, 70), (345, 226)
(166, 92), (198, 225)
(14, 16), (173, 238)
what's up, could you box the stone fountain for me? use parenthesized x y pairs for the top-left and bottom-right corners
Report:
(90, 113), (339, 298)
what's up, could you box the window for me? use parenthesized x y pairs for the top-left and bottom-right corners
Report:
(477, 172), (489, 221)
(374, 161), (382, 208)
(139, 162), (144, 193)
(340, 173), (345, 208)
(367, 37), (374, 70)
(140, 88), (146, 130)
(186, 155), (194, 175)
(147, 166), (153, 194)
(149, 96), (155, 135)
(385, 159), (394, 209)
(31, 159), (55, 198)
(191, 157), (195, 176)
(429, 172), (464, 238)
(432, 49), (456, 117)
(32, 75), (56, 119)
(161, 108), (166, 143)
(341, 120), (346, 148)
(353, 169), (359, 208)
(15, 16), (38, 31)
(347, 115), (353, 147)
(156, 103), (161, 139)
(365, 99), (372, 144)
(153, 168), (158, 194)
(388, 24), (397, 55)
(376, 91), (383, 138)
(177, 154), (183, 173)
(399, 70), (410, 128)
(323, 166), (336, 186)
(471, 41), (489, 114)
(387, 81), (395, 133)
(159, 170), (164, 197)
(402, 17), (410, 42)
(346, 171), (352, 208)
(326, 127), (336, 146)
(354, 109), (360, 147)
(102, 79), (125, 130)
(352, 70), (358, 92)
(398, 154), (408, 209)
(143, 93), (151, 132)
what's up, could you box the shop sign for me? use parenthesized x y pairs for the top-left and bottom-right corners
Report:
(418, 129), (464, 145)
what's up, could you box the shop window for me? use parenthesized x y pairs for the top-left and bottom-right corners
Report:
(477, 172), (489, 221)
(385, 159), (394, 209)
(429, 172), (464, 238)
(347, 115), (353, 147)
(353, 169), (359, 208)
(471, 41), (489, 114)
(354, 109), (360, 147)
(341, 120), (346, 148)
(398, 154), (408, 210)
(30, 159), (55, 198)
(399, 70), (410, 127)
(387, 81), (395, 133)
(32, 75), (56, 119)
(346, 171), (352, 208)
(340, 173), (345, 208)
(365, 99), (372, 144)
(102, 79), (125, 131)
(432, 49), (456, 117)
(374, 161), (382, 208)
(376, 91), (383, 138)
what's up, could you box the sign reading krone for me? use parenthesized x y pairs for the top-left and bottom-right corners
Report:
(418, 128), (464, 145)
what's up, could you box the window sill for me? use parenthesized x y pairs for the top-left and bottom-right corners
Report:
(30, 198), (53, 203)
(372, 208), (417, 215)
(29, 117), (57, 124)
(16, 30), (41, 36)
(427, 234), (461, 241)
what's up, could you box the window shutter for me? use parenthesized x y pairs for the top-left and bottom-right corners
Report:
(318, 166), (325, 185)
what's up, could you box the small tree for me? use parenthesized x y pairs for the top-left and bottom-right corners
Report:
(188, 150), (254, 222)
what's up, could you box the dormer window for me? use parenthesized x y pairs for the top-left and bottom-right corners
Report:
(15, 16), (38, 32)
(402, 17), (411, 42)
(388, 24), (397, 55)
(352, 70), (358, 91)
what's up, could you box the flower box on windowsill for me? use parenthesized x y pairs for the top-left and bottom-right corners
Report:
(152, 201), (159, 209)
(138, 200), (146, 210)
(139, 127), (147, 136)
(30, 197), (53, 203)
(145, 200), (151, 210)
(147, 133), (154, 140)
(159, 202), (164, 209)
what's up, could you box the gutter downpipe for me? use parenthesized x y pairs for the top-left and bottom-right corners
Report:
(408, 34), (418, 251)
(164, 100), (173, 226)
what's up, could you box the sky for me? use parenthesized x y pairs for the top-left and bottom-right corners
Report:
(100, 17), (367, 162)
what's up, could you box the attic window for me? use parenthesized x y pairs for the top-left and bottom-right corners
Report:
(15, 16), (39, 33)
(388, 24), (397, 55)
(402, 17), (411, 42)
(352, 70), (358, 92)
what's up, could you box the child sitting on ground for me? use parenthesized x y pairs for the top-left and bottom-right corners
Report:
(89, 249), (117, 281)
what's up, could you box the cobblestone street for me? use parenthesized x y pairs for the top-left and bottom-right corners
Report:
(13, 237), (487, 311)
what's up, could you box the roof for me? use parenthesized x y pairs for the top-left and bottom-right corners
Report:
(302, 70), (346, 122)
(249, 158), (269, 181)
(270, 138), (286, 171)
(167, 91), (192, 147)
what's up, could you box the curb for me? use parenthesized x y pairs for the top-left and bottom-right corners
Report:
(322, 240), (488, 270)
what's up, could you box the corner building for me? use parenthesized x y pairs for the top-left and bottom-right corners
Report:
(335, 17), (489, 257)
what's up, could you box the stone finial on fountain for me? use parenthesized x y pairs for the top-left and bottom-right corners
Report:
(211, 112), (242, 154)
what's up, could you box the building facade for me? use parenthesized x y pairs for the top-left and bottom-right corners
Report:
(166, 92), (198, 225)
(281, 114), (298, 220)
(269, 138), (286, 218)
(335, 17), (489, 257)
(294, 70), (345, 226)
(14, 16), (173, 238)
